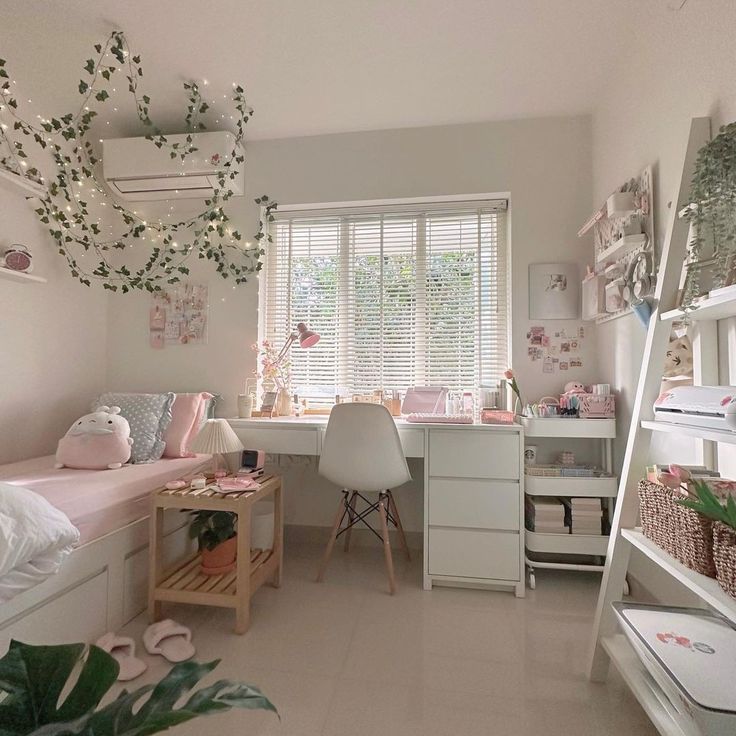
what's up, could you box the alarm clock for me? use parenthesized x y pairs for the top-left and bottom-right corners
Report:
(2, 244), (33, 273)
(238, 449), (265, 478)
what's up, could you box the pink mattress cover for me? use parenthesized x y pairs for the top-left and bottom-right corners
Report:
(0, 455), (211, 545)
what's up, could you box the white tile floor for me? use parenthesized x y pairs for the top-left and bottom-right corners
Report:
(121, 543), (657, 736)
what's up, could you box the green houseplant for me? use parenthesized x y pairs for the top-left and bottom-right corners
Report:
(0, 639), (276, 736)
(682, 121), (736, 309)
(189, 510), (238, 575)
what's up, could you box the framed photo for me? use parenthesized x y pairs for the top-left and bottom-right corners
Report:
(529, 263), (580, 320)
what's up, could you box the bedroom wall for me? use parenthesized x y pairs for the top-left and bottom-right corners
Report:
(106, 114), (595, 531)
(591, 0), (736, 600)
(0, 182), (108, 464)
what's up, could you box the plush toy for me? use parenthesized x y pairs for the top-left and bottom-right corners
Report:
(563, 381), (587, 396)
(55, 406), (133, 470)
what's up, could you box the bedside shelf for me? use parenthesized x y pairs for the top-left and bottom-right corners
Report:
(0, 266), (47, 284)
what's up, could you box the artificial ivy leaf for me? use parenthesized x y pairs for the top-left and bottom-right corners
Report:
(78, 80), (88, 94)
(95, 90), (109, 102)
(0, 69), (7, 79)
(94, 43), (102, 53)
(84, 59), (95, 75)
(101, 69), (110, 80)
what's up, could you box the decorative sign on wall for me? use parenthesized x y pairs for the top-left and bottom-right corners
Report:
(528, 262), (580, 320)
(149, 283), (208, 348)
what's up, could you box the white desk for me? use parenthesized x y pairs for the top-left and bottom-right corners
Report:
(228, 417), (525, 597)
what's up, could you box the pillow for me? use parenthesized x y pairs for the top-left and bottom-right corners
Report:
(164, 392), (213, 458)
(93, 392), (175, 464)
(0, 482), (79, 581)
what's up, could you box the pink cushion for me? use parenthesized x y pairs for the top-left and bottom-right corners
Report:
(163, 392), (213, 458)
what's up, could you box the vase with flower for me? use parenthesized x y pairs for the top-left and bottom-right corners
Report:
(504, 369), (524, 415)
(252, 340), (292, 416)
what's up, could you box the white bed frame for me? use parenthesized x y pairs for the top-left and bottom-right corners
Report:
(0, 509), (193, 651)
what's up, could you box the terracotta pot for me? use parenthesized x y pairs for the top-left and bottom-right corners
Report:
(200, 535), (237, 576)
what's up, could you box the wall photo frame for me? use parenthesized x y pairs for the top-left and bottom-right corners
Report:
(529, 262), (580, 319)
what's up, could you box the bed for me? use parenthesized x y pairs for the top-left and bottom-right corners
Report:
(0, 454), (211, 651)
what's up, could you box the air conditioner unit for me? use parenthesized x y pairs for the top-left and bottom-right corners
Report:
(102, 131), (244, 201)
(654, 385), (736, 431)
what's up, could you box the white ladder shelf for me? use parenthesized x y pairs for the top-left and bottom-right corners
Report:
(587, 117), (736, 735)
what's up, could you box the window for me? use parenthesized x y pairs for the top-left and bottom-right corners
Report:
(259, 198), (509, 402)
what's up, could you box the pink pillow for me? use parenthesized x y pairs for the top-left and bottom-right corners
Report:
(163, 392), (213, 458)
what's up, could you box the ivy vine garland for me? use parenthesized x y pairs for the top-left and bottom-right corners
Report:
(683, 121), (736, 309)
(0, 31), (276, 292)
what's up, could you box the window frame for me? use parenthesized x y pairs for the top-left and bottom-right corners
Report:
(257, 194), (512, 403)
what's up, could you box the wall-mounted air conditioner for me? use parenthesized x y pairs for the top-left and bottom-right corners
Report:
(102, 131), (244, 201)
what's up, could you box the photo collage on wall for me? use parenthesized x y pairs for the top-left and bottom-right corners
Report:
(526, 324), (585, 374)
(149, 283), (208, 349)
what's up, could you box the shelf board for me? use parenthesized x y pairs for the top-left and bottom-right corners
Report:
(596, 234), (648, 265)
(521, 416), (616, 438)
(0, 266), (47, 284)
(525, 474), (618, 497)
(641, 419), (736, 445)
(661, 289), (736, 322)
(622, 528), (736, 623)
(602, 635), (689, 736)
(526, 530), (609, 556)
(0, 167), (47, 197)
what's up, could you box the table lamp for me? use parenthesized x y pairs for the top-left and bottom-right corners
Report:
(190, 419), (244, 476)
(275, 322), (320, 364)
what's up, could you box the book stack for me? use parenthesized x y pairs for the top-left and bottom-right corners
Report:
(525, 496), (571, 534)
(571, 497), (604, 535)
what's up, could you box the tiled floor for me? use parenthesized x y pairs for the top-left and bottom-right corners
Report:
(120, 543), (657, 736)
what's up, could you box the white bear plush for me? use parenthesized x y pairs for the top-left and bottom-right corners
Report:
(55, 406), (133, 470)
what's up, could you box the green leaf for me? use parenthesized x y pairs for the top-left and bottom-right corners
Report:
(78, 80), (88, 94)
(95, 90), (109, 102)
(84, 59), (95, 75)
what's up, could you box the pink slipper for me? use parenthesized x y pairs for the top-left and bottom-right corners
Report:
(143, 619), (195, 663)
(95, 633), (147, 681)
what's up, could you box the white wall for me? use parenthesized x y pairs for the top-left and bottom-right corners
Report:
(591, 0), (736, 597)
(0, 180), (108, 464)
(106, 115), (596, 530)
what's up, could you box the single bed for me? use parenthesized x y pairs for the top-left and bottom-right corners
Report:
(0, 454), (211, 545)
(0, 454), (211, 651)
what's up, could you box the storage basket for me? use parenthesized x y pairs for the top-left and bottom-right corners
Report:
(638, 480), (717, 578)
(713, 522), (736, 598)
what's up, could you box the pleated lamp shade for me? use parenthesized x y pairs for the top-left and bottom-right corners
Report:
(190, 419), (244, 455)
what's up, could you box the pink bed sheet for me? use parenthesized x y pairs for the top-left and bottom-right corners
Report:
(0, 455), (211, 545)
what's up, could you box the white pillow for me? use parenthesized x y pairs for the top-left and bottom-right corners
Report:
(0, 482), (80, 579)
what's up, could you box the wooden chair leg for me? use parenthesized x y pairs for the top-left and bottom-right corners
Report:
(316, 491), (347, 583)
(378, 494), (396, 595)
(387, 490), (411, 562)
(343, 491), (358, 552)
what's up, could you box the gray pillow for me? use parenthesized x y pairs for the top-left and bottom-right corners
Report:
(93, 392), (175, 464)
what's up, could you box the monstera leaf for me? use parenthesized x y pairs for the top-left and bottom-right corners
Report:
(0, 640), (276, 736)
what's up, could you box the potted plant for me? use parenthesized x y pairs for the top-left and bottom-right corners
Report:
(0, 640), (276, 735)
(189, 510), (238, 575)
(677, 473), (736, 598)
(682, 121), (736, 309)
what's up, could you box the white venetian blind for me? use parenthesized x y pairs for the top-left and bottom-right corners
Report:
(260, 199), (508, 402)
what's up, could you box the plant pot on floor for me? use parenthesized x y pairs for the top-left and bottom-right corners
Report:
(201, 536), (238, 575)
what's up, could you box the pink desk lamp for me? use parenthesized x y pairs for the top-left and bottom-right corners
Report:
(275, 322), (320, 364)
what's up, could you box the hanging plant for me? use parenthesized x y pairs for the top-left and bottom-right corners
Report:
(0, 31), (277, 293)
(682, 121), (736, 309)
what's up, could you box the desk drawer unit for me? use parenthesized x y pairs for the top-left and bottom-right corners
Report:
(233, 427), (319, 456)
(428, 479), (519, 530)
(429, 528), (520, 581)
(429, 430), (519, 479)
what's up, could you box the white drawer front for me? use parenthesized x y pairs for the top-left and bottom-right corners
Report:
(234, 428), (319, 456)
(428, 528), (520, 581)
(428, 479), (519, 530)
(429, 430), (520, 479)
(398, 428), (425, 458)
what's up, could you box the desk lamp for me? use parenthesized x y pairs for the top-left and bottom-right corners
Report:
(275, 322), (320, 364)
(190, 419), (244, 476)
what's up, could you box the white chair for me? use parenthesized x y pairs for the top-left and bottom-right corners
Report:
(316, 403), (412, 593)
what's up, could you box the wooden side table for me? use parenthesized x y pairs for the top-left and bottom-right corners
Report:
(148, 474), (283, 634)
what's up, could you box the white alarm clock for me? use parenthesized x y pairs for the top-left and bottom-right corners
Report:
(2, 244), (33, 273)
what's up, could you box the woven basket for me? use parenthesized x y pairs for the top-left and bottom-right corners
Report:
(713, 522), (736, 598)
(638, 480), (717, 578)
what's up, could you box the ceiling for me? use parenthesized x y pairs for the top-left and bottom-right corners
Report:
(0, 0), (685, 141)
